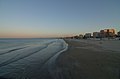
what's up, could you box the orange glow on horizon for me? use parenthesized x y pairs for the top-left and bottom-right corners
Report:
(0, 32), (78, 38)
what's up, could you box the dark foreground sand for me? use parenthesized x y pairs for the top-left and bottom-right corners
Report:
(56, 39), (120, 79)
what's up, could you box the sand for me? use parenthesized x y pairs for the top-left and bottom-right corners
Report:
(56, 39), (120, 79)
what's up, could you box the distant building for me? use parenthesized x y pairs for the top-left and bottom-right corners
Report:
(118, 31), (120, 36)
(84, 33), (91, 38)
(79, 34), (83, 39)
(100, 29), (115, 38)
(73, 35), (79, 39)
(93, 32), (100, 38)
(100, 30), (106, 38)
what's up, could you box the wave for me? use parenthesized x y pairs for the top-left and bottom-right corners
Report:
(0, 39), (68, 79)
(0, 41), (55, 67)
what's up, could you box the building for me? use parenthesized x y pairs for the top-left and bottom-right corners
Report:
(79, 34), (83, 39)
(84, 33), (91, 38)
(118, 31), (120, 36)
(93, 32), (100, 38)
(100, 30), (106, 38)
(100, 29), (115, 38)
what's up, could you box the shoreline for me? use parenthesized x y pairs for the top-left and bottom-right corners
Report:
(56, 39), (120, 79)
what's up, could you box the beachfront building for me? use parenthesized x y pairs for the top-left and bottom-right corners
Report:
(93, 32), (100, 38)
(84, 33), (91, 38)
(79, 34), (84, 39)
(117, 31), (120, 37)
(100, 30), (106, 38)
(73, 35), (79, 39)
(100, 29), (115, 38)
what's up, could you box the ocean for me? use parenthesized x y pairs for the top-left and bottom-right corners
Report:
(0, 38), (68, 79)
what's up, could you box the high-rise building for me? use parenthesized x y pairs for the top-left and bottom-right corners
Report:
(100, 29), (115, 37)
(93, 32), (100, 38)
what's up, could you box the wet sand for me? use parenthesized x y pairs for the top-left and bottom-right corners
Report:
(56, 39), (120, 79)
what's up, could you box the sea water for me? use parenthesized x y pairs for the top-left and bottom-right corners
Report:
(0, 38), (68, 79)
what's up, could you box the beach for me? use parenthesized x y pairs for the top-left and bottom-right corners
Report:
(0, 39), (68, 79)
(0, 39), (120, 79)
(56, 39), (120, 79)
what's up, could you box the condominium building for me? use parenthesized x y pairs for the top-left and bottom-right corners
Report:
(100, 29), (115, 37)
(93, 32), (100, 38)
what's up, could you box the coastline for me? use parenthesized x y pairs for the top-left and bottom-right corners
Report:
(56, 39), (120, 79)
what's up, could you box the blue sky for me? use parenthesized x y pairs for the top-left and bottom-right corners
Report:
(0, 0), (120, 38)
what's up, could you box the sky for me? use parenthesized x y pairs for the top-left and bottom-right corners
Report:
(0, 0), (120, 38)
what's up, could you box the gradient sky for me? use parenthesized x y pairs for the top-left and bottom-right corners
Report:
(0, 0), (120, 38)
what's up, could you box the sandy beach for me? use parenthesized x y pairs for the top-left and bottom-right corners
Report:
(56, 39), (120, 79)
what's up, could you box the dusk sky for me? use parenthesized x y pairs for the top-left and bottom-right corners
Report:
(0, 0), (120, 38)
